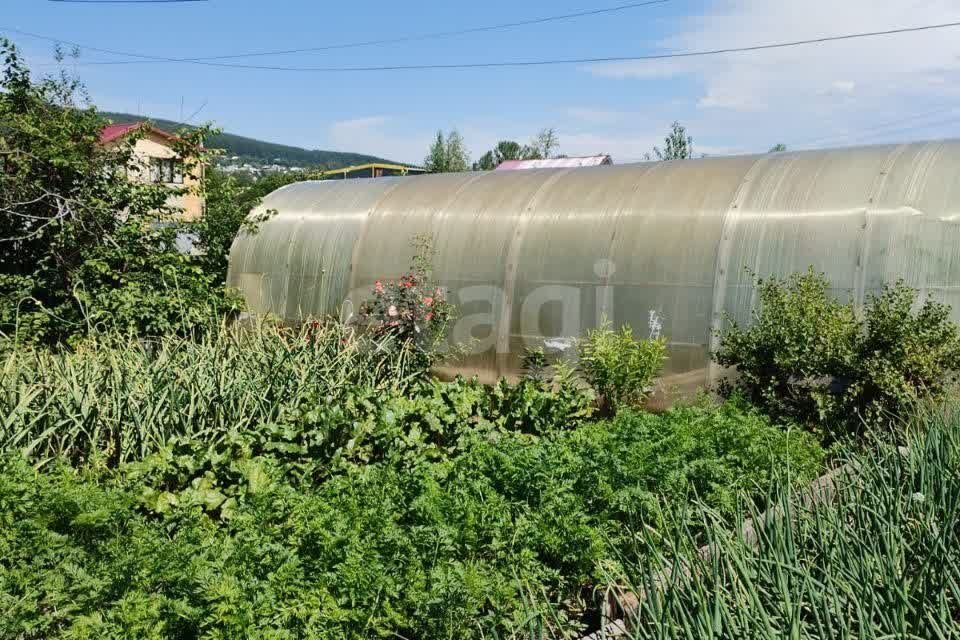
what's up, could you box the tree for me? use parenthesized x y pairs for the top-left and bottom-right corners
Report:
(424, 129), (470, 173)
(0, 39), (235, 344)
(472, 151), (496, 171)
(528, 127), (560, 160)
(648, 122), (694, 161)
(769, 143), (788, 153)
(494, 140), (526, 164)
(424, 131), (447, 173)
(472, 129), (562, 170)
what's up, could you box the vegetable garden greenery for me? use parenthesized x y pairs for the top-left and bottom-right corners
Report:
(3, 36), (960, 640)
(0, 321), (824, 639)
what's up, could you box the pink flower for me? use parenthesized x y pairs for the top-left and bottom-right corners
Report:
(374, 280), (384, 293)
(387, 305), (398, 317)
(422, 296), (433, 307)
(425, 312), (434, 322)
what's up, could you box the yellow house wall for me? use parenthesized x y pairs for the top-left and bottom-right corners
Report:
(107, 132), (205, 221)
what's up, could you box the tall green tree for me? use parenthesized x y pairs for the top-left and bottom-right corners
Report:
(472, 151), (496, 171)
(424, 129), (470, 173)
(0, 39), (234, 344)
(493, 140), (526, 164)
(648, 121), (694, 161)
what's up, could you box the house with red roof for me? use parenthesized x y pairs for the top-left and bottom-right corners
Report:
(99, 121), (205, 221)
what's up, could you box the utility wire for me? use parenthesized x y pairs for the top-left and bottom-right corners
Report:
(93, 0), (671, 63)
(833, 112), (960, 145)
(7, 0), (670, 67)
(5, 20), (960, 73)
(791, 104), (960, 149)
(49, 0), (207, 3)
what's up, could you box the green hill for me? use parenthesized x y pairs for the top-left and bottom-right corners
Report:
(101, 111), (397, 169)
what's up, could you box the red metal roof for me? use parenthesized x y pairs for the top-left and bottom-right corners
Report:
(99, 122), (175, 145)
(495, 155), (613, 170)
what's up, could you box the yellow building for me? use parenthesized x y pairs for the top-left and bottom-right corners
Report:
(319, 162), (426, 180)
(99, 122), (205, 221)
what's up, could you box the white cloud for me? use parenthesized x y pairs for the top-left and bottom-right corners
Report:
(583, 0), (960, 150)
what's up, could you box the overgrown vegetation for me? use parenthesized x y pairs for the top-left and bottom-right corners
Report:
(714, 268), (960, 440)
(0, 40), (245, 345)
(0, 320), (822, 639)
(4, 34), (960, 640)
(617, 406), (960, 639)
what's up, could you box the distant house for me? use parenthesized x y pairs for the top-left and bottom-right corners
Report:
(494, 155), (613, 171)
(99, 122), (205, 221)
(319, 162), (427, 180)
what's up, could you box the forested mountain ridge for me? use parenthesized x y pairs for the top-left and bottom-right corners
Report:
(101, 111), (396, 168)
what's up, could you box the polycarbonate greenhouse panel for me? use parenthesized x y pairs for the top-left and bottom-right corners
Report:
(228, 140), (960, 395)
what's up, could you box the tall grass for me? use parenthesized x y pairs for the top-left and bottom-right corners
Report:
(605, 407), (960, 639)
(0, 320), (419, 466)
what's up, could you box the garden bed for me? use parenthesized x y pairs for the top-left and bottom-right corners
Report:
(0, 323), (823, 639)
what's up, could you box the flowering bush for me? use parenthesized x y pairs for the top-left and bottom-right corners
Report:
(357, 235), (455, 364)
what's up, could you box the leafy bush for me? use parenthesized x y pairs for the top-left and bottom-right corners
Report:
(190, 166), (277, 287)
(714, 268), (960, 438)
(0, 39), (246, 346)
(577, 320), (667, 414)
(617, 407), (960, 639)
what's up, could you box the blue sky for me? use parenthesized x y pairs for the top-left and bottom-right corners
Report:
(4, 0), (960, 164)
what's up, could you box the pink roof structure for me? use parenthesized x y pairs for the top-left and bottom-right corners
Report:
(99, 122), (176, 145)
(494, 155), (612, 171)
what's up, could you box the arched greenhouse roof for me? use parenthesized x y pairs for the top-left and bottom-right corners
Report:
(228, 140), (960, 394)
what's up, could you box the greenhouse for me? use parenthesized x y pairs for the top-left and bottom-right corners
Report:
(228, 140), (960, 393)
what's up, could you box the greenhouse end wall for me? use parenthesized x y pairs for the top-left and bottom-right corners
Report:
(228, 140), (960, 394)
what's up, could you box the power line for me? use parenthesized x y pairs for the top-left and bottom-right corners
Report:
(835, 112), (960, 145)
(89, 0), (672, 63)
(6, 20), (960, 73)
(6, 1), (670, 67)
(49, 0), (207, 3)
(791, 104), (960, 149)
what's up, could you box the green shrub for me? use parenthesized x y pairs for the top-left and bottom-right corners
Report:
(618, 407), (960, 639)
(714, 268), (960, 439)
(577, 321), (667, 414)
(0, 39), (236, 347)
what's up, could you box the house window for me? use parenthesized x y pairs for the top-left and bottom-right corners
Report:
(150, 157), (183, 184)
